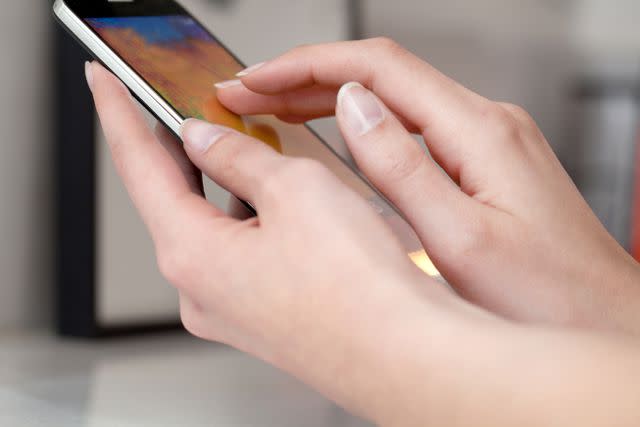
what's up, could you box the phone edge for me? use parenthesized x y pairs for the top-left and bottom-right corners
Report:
(53, 0), (183, 136)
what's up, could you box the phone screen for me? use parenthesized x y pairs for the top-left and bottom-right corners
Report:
(83, 13), (437, 276)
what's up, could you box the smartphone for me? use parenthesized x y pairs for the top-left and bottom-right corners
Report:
(53, 0), (439, 278)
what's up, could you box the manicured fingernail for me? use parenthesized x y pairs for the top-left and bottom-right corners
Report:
(338, 82), (385, 136)
(236, 62), (266, 77)
(85, 61), (93, 91)
(214, 79), (243, 89)
(180, 119), (230, 153)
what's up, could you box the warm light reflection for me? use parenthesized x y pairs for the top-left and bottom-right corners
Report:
(409, 250), (440, 277)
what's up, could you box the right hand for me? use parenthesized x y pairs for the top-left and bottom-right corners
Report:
(217, 38), (640, 335)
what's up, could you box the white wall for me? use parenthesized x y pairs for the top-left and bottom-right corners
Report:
(0, 3), (54, 330)
(570, 0), (640, 55)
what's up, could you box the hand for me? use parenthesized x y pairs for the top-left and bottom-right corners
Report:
(86, 59), (640, 427)
(217, 38), (640, 335)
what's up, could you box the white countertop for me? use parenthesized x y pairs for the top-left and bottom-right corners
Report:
(0, 332), (370, 427)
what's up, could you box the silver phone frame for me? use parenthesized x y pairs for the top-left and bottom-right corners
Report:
(53, 0), (184, 136)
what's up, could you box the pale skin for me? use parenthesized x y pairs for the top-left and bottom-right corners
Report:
(85, 38), (640, 426)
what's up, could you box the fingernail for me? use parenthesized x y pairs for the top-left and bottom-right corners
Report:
(338, 82), (385, 136)
(180, 119), (230, 153)
(214, 79), (243, 89)
(236, 62), (266, 77)
(85, 61), (93, 91)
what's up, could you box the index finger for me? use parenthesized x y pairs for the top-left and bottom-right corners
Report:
(233, 38), (492, 179)
(88, 62), (225, 246)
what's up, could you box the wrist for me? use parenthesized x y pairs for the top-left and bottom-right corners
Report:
(599, 250), (640, 336)
(559, 240), (640, 337)
(268, 269), (463, 425)
(361, 277), (498, 427)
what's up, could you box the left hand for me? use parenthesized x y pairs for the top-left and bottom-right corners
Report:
(85, 60), (483, 424)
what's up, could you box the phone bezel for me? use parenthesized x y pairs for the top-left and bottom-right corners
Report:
(60, 0), (187, 17)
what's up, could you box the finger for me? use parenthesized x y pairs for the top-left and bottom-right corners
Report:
(234, 38), (491, 181)
(154, 123), (204, 196)
(88, 62), (224, 244)
(218, 83), (420, 132)
(217, 83), (337, 118)
(335, 82), (484, 267)
(179, 118), (287, 209)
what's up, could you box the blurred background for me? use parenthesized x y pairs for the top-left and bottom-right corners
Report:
(1, 1), (639, 425)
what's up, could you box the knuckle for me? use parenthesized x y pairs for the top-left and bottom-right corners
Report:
(157, 245), (195, 290)
(179, 298), (210, 340)
(385, 147), (427, 183)
(481, 103), (522, 142)
(287, 159), (332, 193)
(291, 43), (312, 55)
(369, 37), (404, 56)
(499, 102), (537, 129)
(179, 306), (201, 338)
(287, 158), (328, 178)
(499, 102), (526, 119)
(259, 169), (287, 204)
(447, 218), (497, 260)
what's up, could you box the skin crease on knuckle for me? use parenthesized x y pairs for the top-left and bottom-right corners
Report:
(497, 103), (553, 156)
(366, 37), (407, 89)
(369, 37), (406, 60)
(499, 102), (537, 129)
(382, 144), (427, 186)
(442, 215), (502, 271)
(480, 103), (524, 147)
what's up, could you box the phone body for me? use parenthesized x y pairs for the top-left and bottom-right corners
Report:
(53, 0), (439, 277)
